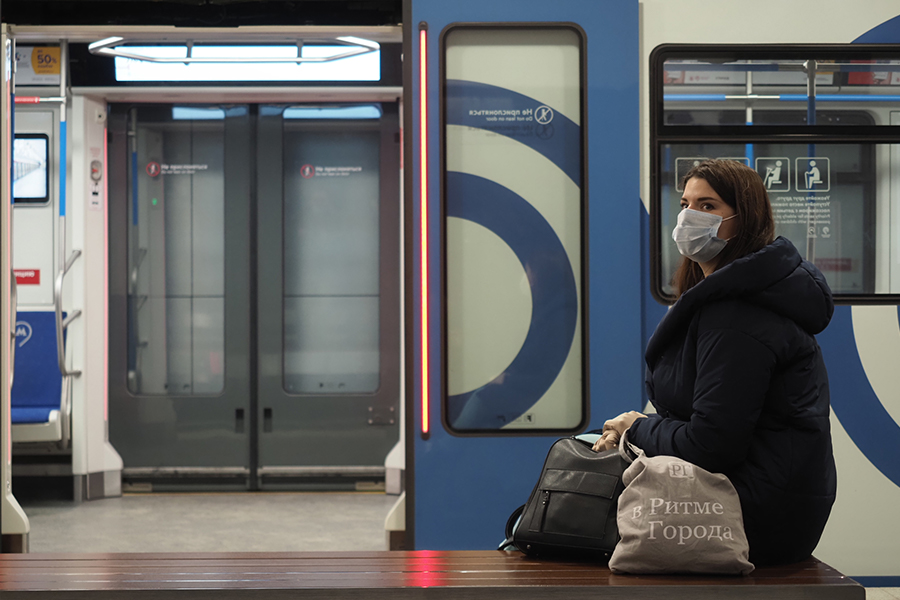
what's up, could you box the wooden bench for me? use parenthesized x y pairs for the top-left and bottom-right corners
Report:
(0, 550), (865, 600)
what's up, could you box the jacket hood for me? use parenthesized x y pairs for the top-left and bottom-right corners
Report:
(649, 237), (834, 362)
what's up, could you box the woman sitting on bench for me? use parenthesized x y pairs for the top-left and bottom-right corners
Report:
(594, 159), (836, 566)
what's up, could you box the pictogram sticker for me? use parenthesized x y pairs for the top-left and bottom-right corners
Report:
(755, 157), (791, 192)
(535, 105), (554, 125)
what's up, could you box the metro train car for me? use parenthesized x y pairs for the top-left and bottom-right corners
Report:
(0, 0), (899, 589)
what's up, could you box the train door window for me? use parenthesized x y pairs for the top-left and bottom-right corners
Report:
(125, 106), (226, 395)
(892, 111), (900, 291)
(441, 25), (587, 433)
(659, 138), (875, 296)
(651, 45), (900, 303)
(282, 117), (381, 394)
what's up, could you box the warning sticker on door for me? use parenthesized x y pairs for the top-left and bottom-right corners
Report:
(298, 165), (363, 177)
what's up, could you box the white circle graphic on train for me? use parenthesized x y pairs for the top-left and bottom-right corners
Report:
(851, 306), (900, 429)
(446, 218), (531, 396)
(444, 121), (582, 428)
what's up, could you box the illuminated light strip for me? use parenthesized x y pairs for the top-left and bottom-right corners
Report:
(419, 25), (430, 437)
(104, 128), (110, 423)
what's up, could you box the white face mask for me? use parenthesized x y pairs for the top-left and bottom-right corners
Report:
(672, 208), (737, 263)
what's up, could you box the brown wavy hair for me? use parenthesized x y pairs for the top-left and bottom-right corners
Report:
(672, 159), (776, 297)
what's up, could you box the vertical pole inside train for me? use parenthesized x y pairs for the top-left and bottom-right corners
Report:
(58, 41), (67, 300)
(805, 58), (817, 263)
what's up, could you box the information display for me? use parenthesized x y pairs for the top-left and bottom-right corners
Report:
(13, 135), (50, 203)
(442, 26), (585, 432)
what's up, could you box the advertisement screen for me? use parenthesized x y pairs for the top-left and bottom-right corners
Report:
(14, 135), (50, 203)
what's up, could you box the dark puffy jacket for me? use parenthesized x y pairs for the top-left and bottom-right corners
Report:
(628, 236), (836, 566)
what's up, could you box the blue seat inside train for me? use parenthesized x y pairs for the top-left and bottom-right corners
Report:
(12, 311), (63, 424)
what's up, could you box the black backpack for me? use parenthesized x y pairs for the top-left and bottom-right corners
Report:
(499, 436), (630, 560)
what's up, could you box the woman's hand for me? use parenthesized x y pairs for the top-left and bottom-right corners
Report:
(592, 429), (621, 452)
(604, 410), (647, 436)
(591, 411), (647, 452)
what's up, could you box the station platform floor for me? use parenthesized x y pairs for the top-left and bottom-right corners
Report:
(19, 491), (398, 553)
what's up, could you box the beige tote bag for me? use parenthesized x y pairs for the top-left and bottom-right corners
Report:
(609, 435), (754, 575)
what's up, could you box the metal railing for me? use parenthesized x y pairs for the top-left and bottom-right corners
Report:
(10, 274), (17, 389)
(54, 249), (82, 377)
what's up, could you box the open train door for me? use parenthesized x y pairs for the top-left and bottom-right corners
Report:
(404, 0), (642, 549)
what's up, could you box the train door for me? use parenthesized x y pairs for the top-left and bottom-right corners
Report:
(405, 0), (640, 549)
(255, 105), (400, 487)
(107, 103), (400, 488)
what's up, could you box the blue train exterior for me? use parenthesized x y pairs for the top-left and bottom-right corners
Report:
(408, 0), (900, 587)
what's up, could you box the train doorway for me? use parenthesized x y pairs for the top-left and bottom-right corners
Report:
(107, 103), (401, 490)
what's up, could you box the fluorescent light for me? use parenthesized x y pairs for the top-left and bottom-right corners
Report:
(114, 45), (380, 82)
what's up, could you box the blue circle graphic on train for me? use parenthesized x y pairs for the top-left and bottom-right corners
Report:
(444, 79), (581, 429)
(445, 172), (577, 429)
(818, 307), (900, 489)
(820, 20), (900, 488)
(445, 80), (581, 186)
(853, 14), (900, 43)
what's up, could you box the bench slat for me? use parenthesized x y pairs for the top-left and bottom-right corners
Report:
(0, 551), (865, 600)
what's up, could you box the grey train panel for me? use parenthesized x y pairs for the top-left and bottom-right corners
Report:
(256, 109), (400, 476)
(108, 103), (400, 483)
(109, 106), (252, 471)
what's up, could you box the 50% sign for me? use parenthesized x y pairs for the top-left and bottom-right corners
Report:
(31, 47), (61, 75)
